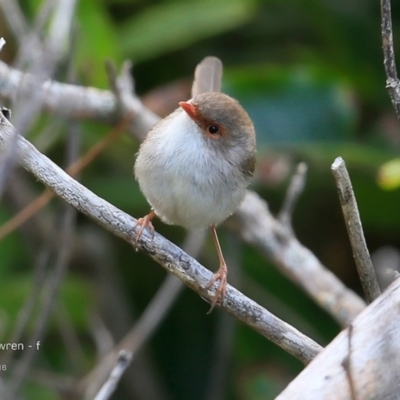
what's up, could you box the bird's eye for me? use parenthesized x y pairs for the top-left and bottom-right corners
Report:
(208, 125), (219, 134)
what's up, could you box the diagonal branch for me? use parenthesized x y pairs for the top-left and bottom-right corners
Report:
(0, 54), (365, 326)
(331, 157), (381, 303)
(0, 111), (322, 364)
(0, 58), (366, 326)
(230, 192), (366, 327)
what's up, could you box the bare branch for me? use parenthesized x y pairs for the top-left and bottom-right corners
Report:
(380, 0), (400, 121)
(278, 162), (308, 230)
(0, 57), (367, 326)
(94, 350), (133, 400)
(0, 112), (322, 364)
(47, 0), (77, 58)
(231, 191), (366, 326)
(331, 157), (381, 303)
(0, 60), (159, 140)
(276, 278), (400, 399)
(0, 0), (29, 40)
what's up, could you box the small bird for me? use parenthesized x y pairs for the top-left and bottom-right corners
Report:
(134, 57), (256, 311)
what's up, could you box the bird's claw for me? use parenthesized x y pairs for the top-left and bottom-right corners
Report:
(133, 213), (155, 247)
(205, 266), (228, 314)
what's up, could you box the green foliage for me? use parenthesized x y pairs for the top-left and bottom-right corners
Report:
(0, 275), (92, 341)
(225, 64), (357, 145)
(75, 0), (122, 86)
(118, 0), (256, 62)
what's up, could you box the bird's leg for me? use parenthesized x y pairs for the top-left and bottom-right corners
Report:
(205, 225), (228, 313)
(133, 210), (157, 246)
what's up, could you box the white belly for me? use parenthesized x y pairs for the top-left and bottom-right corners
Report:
(135, 111), (248, 229)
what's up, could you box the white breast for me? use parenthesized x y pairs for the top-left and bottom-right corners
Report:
(135, 110), (248, 229)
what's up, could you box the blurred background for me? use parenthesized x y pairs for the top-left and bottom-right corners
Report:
(0, 0), (400, 399)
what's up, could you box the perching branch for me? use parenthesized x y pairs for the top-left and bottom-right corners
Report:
(331, 157), (381, 303)
(0, 110), (322, 364)
(0, 56), (366, 326)
(0, 61), (365, 326)
(380, 0), (400, 121)
(0, 54), (364, 373)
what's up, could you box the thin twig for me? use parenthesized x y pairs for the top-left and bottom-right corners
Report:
(331, 157), (381, 303)
(0, 113), (322, 365)
(105, 59), (135, 112)
(380, 0), (400, 121)
(94, 350), (133, 400)
(0, 189), (54, 241)
(0, 0), (28, 40)
(47, 0), (77, 59)
(278, 162), (308, 230)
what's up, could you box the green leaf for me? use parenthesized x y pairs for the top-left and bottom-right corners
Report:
(119, 0), (255, 61)
(75, 0), (122, 86)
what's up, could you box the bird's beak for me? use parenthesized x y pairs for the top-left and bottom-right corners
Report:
(179, 101), (197, 121)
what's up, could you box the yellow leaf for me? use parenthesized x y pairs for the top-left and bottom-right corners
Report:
(377, 158), (400, 190)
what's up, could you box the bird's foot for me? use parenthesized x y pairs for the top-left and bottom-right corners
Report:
(133, 211), (156, 247)
(205, 264), (228, 314)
